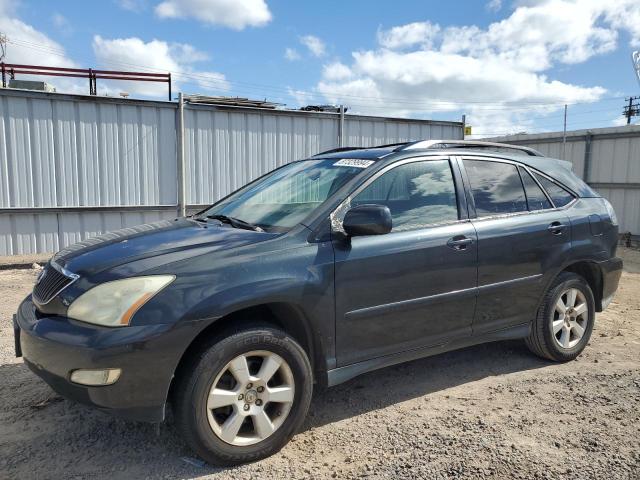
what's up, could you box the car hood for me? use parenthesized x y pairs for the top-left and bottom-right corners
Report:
(52, 218), (278, 276)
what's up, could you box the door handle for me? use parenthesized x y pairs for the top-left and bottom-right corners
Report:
(547, 222), (567, 235)
(447, 235), (474, 250)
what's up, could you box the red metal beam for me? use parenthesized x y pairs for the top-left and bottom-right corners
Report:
(1, 62), (172, 100)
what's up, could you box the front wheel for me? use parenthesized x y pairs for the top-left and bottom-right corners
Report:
(526, 272), (596, 362)
(174, 326), (313, 465)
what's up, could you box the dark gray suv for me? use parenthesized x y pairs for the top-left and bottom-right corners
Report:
(14, 140), (622, 465)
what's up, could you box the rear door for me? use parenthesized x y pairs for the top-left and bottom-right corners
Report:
(333, 157), (478, 366)
(459, 157), (573, 334)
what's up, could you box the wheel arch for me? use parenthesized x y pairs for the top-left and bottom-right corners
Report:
(562, 261), (603, 311)
(543, 260), (604, 312)
(168, 302), (327, 407)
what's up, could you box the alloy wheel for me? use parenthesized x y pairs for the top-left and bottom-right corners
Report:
(552, 288), (589, 349)
(206, 350), (295, 446)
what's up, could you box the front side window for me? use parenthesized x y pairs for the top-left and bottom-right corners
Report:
(201, 159), (367, 232)
(532, 172), (575, 208)
(351, 160), (459, 232)
(463, 159), (527, 217)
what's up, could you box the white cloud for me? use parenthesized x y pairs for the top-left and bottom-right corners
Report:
(287, 87), (316, 107)
(601, 1), (640, 47)
(377, 22), (440, 50)
(486, 0), (502, 12)
(0, 0), (85, 92)
(316, 0), (640, 135)
(116, 0), (147, 11)
(0, 0), (17, 15)
(155, 0), (272, 30)
(439, 0), (621, 70)
(284, 47), (300, 61)
(193, 71), (230, 91)
(322, 62), (352, 81)
(0, 6), (75, 68)
(92, 36), (229, 97)
(300, 35), (326, 57)
(612, 117), (633, 127)
(51, 13), (72, 35)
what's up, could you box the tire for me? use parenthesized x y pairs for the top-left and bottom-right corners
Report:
(173, 326), (313, 466)
(526, 272), (596, 362)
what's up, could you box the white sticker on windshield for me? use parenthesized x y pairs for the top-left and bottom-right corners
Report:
(333, 159), (374, 168)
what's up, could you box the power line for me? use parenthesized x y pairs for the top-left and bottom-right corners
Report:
(6, 35), (627, 111)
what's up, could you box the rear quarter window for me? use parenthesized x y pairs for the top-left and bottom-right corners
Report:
(532, 172), (575, 208)
(519, 167), (552, 210)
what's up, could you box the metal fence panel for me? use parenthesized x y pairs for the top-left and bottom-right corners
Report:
(0, 89), (463, 255)
(184, 107), (342, 205)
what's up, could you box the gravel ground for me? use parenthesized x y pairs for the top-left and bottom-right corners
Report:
(1, 250), (639, 480)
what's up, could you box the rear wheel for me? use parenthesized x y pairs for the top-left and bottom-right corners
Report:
(174, 326), (313, 465)
(526, 272), (595, 361)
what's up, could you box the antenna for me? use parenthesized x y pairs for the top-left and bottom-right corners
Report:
(633, 51), (640, 89)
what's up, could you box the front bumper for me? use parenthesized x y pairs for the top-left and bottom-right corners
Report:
(599, 256), (623, 311)
(14, 296), (204, 422)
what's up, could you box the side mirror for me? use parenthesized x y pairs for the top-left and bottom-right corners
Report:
(343, 204), (392, 237)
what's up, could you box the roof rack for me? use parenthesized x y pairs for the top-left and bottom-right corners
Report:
(395, 140), (544, 156)
(316, 146), (366, 155)
(315, 142), (410, 156)
(314, 139), (544, 157)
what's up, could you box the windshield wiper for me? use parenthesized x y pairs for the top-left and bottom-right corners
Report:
(206, 214), (264, 232)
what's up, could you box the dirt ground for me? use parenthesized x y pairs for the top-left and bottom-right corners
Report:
(0, 250), (639, 480)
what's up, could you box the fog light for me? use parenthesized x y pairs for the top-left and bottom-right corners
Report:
(70, 368), (121, 386)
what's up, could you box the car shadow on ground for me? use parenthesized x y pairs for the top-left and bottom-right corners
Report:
(304, 339), (549, 430)
(0, 339), (550, 478)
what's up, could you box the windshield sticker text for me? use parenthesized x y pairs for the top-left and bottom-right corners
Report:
(333, 159), (374, 168)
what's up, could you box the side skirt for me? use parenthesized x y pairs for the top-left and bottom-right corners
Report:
(326, 322), (530, 387)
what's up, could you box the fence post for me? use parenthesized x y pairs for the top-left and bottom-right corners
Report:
(583, 132), (592, 183)
(338, 104), (345, 147)
(177, 92), (186, 217)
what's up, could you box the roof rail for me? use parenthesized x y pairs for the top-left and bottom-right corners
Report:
(395, 140), (544, 156)
(315, 142), (412, 156)
(315, 146), (366, 155)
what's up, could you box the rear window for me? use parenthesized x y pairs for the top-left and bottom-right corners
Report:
(463, 159), (527, 217)
(532, 172), (575, 208)
(519, 167), (552, 210)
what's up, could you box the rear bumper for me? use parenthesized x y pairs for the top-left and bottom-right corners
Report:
(598, 257), (623, 311)
(14, 296), (204, 422)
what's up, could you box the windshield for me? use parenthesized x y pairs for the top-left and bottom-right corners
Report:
(198, 159), (371, 232)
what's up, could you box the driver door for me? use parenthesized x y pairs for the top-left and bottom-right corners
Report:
(333, 157), (478, 366)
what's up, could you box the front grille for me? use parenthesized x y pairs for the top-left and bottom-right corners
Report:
(33, 263), (77, 304)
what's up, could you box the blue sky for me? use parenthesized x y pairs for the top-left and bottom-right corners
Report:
(2, 0), (640, 136)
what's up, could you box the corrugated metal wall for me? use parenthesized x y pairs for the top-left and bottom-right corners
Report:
(485, 126), (640, 235)
(0, 89), (463, 255)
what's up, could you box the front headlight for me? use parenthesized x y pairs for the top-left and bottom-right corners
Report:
(67, 275), (175, 327)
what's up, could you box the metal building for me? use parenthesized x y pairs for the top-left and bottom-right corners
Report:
(484, 125), (640, 237)
(0, 88), (464, 255)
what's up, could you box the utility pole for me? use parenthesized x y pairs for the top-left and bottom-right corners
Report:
(0, 32), (6, 89)
(633, 51), (640, 89)
(623, 96), (640, 125)
(0, 33), (7, 62)
(562, 104), (567, 159)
